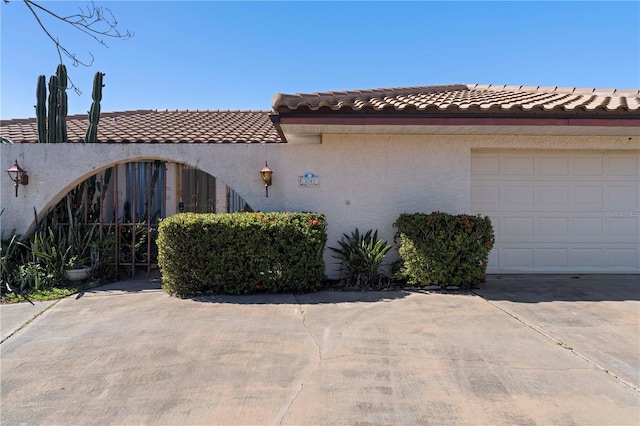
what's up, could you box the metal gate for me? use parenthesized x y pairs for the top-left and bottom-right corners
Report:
(84, 161), (166, 278)
(48, 161), (249, 279)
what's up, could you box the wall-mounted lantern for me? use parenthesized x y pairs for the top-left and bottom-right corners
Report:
(260, 161), (273, 197)
(6, 160), (28, 197)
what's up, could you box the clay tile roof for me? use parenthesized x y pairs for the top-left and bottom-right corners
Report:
(272, 84), (640, 116)
(0, 109), (283, 144)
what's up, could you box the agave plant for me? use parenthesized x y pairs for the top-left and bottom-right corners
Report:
(329, 228), (392, 290)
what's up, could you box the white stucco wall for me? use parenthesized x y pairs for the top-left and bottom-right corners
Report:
(0, 143), (281, 233)
(277, 134), (472, 275)
(1, 134), (637, 277)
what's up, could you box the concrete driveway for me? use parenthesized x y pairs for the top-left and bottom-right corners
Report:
(1, 274), (638, 425)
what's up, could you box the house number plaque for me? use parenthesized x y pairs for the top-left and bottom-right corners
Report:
(298, 172), (319, 187)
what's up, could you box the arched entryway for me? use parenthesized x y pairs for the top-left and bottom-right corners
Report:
(44, 160), (250, 279)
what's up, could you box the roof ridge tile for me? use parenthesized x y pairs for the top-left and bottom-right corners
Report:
(272, 83), (639, 114)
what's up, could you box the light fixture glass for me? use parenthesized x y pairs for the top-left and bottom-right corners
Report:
(260, 161), (273, 197)
(6, 160), (28, 197)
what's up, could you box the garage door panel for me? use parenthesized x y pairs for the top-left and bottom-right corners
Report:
(502, 217), (534, 238)
(537, 248), (569, 268)
(475, 185), (632, 212)
(471, 154), (500, 175)
(605, 185), (638, 209)
(483, 212), (638, 243)
(487, 248), (499, 269)
(472, 151), (639, 273)
(605, 217), (638, 238)
(570, 249), (603, 269)
(606, 156), (638, 175)
(502, 155), (534, 175)
(604, 249), (639, 268)
(503, 186), (534, 206)
(488, 245), (639, 273)
(537, 217), (569, 237)
(538, 186), (569, 206)
(537, 155), (569, 175)
(490, 216), (500, 238)
(572, 217), (603, 237)
(572, 156), (604, 175)
(571, 186), (603, 210)
(502, 248), (534, 268)
(471, 185), (500, 208)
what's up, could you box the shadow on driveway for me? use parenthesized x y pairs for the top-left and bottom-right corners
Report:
(82, 271), (412, 305)
(477, 274), (640, 303)
(190, 289), (412, 305)
(75, 272), (163, 300)
(80, 271), (638, 306)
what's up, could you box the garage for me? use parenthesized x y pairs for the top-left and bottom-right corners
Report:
(471, 151), (640, 273)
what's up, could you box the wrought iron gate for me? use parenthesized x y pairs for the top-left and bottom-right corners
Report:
(50, 161), (249, 279)
(93, 161), (166, 278)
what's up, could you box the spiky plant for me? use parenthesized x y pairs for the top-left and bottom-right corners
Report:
(329, 228), (392, 290)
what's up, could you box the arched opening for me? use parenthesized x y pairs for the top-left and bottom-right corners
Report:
(41, 160), (250, 279)
(177, 164), (252, 214)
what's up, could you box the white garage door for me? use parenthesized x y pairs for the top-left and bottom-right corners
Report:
(471, 151), (640, 273)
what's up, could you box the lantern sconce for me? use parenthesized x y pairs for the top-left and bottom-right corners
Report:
(260, 161), (273, 197)
(6, 160), (29, 197)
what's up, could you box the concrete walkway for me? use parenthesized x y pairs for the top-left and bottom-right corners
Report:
(1, 275), (638, 425)
(1, 299), (58, 342)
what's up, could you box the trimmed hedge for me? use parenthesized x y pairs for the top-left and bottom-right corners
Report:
(157, 212), (326, 297)
(394, 212), (494, 289)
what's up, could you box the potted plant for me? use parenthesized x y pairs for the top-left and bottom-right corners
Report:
(64, 255), (93, 281)
(63, 223), (98, 282)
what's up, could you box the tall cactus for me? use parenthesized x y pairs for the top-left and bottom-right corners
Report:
(35, 66), (105, 143)
(56, 64), (68, 143)
(85, 72), (104, 143)
(47, 75), (58, 143)
(35, 75), (47, 144)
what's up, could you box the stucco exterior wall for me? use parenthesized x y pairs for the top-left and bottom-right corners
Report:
(0, 143), (282, 234)
(1, 134), (637, 278)
(278, 134), (472, 275)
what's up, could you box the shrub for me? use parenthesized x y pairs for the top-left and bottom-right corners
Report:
(390, 259), (408, 283)
(329, 228), (392, 290)
(157, 212), (327, 297)
(393, 212), (494, 289)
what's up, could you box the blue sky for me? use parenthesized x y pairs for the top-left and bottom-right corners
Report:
(1, 1), (638, 119)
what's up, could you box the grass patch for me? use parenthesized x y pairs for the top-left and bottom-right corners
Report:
(1, 283), (88, 304)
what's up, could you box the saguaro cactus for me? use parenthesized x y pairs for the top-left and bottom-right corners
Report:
(35, 75), (47, 144)
(85, 72), (104, 143)
(56, 64), (68, 143)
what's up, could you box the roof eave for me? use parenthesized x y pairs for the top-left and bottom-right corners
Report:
(277, 116), (640, 143)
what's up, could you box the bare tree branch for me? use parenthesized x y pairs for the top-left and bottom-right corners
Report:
(26, 1), (133, 48)
(6, 0), (133, 94)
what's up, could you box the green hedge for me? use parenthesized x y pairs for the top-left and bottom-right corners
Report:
(157, 212), (326, 297)
(393, 212), (494, 289)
